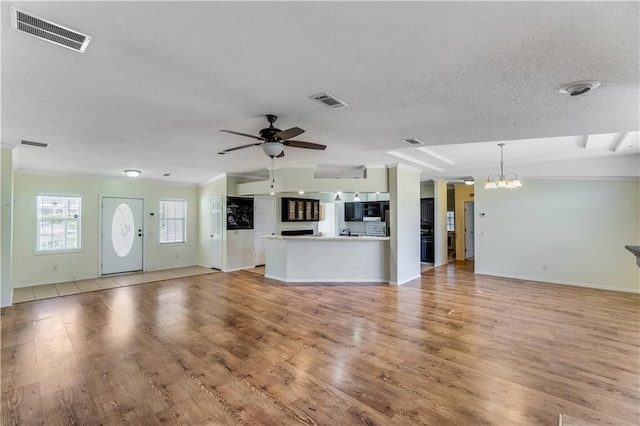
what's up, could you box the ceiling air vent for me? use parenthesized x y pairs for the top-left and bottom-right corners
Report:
(310, 93), (349, 109)
(402, 138), (424, 146)
(11, 7), (92, 53)
(20, 140), (49, 148)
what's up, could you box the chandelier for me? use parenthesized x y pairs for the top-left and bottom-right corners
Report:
(484, 143), (522, 189)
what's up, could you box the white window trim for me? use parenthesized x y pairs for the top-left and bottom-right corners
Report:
(158, 199), (187, 245)
(34, 193), (83, 255)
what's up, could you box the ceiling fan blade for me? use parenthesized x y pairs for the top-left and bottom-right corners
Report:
(218, 142), (262, 154)
(220, 130), (264, 141)
(276, 150), (285, 158)
(282, 140), (327, 150)
(274, 127), (305, 140)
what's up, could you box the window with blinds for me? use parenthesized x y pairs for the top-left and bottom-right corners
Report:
(36, 195), (81, 252)
(159, 200), (187, 244)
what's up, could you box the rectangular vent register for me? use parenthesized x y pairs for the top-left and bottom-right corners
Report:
(11, 6), (92, 53)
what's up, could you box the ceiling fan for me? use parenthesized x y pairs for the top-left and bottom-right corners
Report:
(218, 114), (327, 158)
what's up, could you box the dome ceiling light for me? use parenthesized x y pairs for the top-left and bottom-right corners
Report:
(559, 80), (601, 96)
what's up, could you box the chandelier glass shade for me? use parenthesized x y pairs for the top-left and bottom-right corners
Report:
(484, 143), (522, 189)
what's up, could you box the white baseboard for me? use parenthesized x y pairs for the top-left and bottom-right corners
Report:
(264, 274), (388, 284)
(388, 274), (422, 286)
(224, 266), (256, 273)
(474, 269), (640, 294)
(144, 263), (198, 272)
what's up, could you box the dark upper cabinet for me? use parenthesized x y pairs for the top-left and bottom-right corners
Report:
(344, 201), (389, 222)
(345, 202), (363, 221)
(281, 198), (320, 222)
(363, 202), (381, 218)
(421, 198), (434, 223)
(346, 201), (389, 222)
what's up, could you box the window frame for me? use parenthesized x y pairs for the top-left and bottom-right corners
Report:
(35, 193), (82, 255)
(158, 199), (188, 245)
(446, 210), (455, 232)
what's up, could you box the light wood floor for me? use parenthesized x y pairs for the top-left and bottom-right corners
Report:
(1, 263), (638, 425)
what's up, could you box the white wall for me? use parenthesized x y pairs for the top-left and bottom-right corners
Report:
(1, 149), (14, 306)
(389, 165), (421, 284)
(420, 182), (435, 198)
(236, 166), (389, 195)
(198, 174), (226, 267)
(475, 179), (640, 292)
(433, 180), (448, 266)
(12, 173), (199, 287)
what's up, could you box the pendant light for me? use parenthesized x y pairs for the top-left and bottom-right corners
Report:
(353, 193), (361, 202)
(484, 143), (522, 189)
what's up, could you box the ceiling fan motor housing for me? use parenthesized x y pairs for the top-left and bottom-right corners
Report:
(259, 127), (282, 141)
(260, 114), (281, 141)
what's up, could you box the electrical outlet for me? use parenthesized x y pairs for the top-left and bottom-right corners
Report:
(542, 265), (548, 271)
(52, 265), (58, 272)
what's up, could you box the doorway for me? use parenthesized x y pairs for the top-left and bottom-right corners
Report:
(253, 197), (275, 266)
(464, 201), (475, 259)
(210, 196), (223, 270)
(101, 197), (144, 275)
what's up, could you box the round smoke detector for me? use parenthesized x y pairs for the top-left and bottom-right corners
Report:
(559, 80), (601, 96)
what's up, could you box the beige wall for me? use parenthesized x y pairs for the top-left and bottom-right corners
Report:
(12, 173), (199, 288)
(454, 184), (475, 260)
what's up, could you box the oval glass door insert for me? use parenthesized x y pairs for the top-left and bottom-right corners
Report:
(112, 203), (135, 257)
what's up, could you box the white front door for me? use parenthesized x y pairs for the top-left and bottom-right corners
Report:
(464, 201), (475, 259)
(101, 197), (144, 275)
(254, 197), (275, 266)
(211, 196), (223, 270)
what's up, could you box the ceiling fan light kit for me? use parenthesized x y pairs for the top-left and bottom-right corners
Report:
(484, 143), (522, 189)
(261, 142), (284, 158)
(219, 114), (327, 158)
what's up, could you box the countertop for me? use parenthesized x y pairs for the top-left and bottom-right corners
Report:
(261, 235), (390, 241)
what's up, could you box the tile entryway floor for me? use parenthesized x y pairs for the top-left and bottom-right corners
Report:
(12, 266), (219, 304)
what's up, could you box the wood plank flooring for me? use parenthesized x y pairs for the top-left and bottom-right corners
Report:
(1, 262), (638, 425)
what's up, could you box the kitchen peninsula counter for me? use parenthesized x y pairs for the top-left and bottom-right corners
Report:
(262, 235), (390, 283)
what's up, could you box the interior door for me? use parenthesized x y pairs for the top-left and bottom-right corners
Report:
(464, 201), (475, 259)
(253, 197), (275, 266)
(101, 197), (144, 275)
(211, 196), (223, 270)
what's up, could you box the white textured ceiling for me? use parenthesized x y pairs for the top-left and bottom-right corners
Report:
(2, 1), (639, 185)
